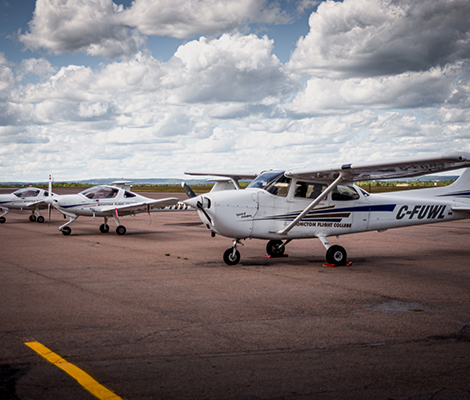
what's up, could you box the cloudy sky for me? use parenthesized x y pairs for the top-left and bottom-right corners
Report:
(1, 0), (469, 182)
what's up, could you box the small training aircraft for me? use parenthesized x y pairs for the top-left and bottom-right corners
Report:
(0, 185), (57, 224)
(183, 152), (470, 266)
(46, 180), (181, 235)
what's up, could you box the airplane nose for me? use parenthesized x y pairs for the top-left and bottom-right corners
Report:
(182, 196), (200, 209)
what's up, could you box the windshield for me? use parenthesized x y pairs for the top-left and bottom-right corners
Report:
(247, 171), (286, 190)
(80, 186), (119, 199)
(13, 188), (40, 198)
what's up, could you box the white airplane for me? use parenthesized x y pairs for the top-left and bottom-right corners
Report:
(46, 180), (181, 235)
(0, 185), (56, 224)
(183, 152), (470, 266)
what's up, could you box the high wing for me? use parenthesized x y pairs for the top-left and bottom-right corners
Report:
(99, 197), (179, 215)
(285, 151), (470, 182)
(184, 171), (258, 180)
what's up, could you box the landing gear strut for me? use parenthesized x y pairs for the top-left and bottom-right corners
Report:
(223, 240), (242, 265)
(319, 235), (348, 266)
(99, 217), (110, 233)
(266, 239), (291, 257)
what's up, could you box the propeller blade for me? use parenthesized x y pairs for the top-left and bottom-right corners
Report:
(196, 200), (212, 225)
(181, 182), (197, 198)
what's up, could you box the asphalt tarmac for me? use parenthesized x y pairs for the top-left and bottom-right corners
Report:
(1, 190), (470, 399)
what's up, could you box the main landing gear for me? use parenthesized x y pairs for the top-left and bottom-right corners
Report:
(99, 223), (125, 235)
(318, 235), (347, 266)
(59, 215), (127, 236)
(28, 211), (44, 223)
(221, 237), (348, 266)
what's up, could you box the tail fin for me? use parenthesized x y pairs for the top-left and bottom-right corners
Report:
(445, 168), (470, 214)
(446, 168), (470, 196)
(181, 182), (197, 199)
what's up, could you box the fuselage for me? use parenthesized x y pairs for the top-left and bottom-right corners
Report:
(52, 185), (152, 216)
(0, 187), (55, 210)
(187, 171), (470, 241)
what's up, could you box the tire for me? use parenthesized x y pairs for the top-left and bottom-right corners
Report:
(37, 216), (45, 223)
(61, 227), (71, 236)
(326, 245), (347, 266)
(99, 224), (110, 233)
(29, 215), (37, 222)
(0, 216), (5, 223)
(266, 240), (285, 257)
(116, 225), (126, 235)
(223, 248), (241, 266)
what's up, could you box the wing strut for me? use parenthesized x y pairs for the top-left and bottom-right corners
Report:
(277, 173), (344, 236)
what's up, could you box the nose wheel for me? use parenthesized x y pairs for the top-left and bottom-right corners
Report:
(223, 240), (242, 265)
(223, 248), (240, 265)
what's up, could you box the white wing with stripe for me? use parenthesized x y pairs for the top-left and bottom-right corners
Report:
(285, 152), (470, 182)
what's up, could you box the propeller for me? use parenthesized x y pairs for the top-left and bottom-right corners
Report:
(196, 197), (212, 225)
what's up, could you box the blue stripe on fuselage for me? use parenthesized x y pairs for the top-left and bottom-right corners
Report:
(259, 204), (396, 222)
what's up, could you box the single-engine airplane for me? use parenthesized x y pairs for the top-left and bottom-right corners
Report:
(46, 180), (180, 235)
(0, 185), (57, 223)
(183, 151), (470, 266)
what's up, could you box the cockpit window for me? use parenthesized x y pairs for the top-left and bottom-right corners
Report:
(265, 174), (291, 197)
(247, 171), (285, 190)
(294, 182), (328, 199)
(13, 189), (40, 198)
(124, 191), (136, 198)
(81, 186), (119, 199)
(332, 185), (360, 201)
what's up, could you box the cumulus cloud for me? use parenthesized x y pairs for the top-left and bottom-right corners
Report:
(17, 0), (291, 59)
(120, 0), (290, 38)
(289, 0), (470, 77)
(18, 0), (142, 59)
(0, 53), (15, 95)
(167, 33), (297, 103)
(3, 0), (470, 181)
(286, 63), (470, 116)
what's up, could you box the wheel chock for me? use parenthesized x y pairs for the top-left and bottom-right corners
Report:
(323, 261), (353, 267)
(265, 254), (289, 258)
(323, 263), (337, 267)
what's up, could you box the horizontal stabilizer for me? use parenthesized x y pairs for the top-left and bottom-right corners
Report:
(451, 206), (470, 212)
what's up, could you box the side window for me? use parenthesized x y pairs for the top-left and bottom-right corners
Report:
(265, 175), (291, 197)
(294, 182), (327, 199)
(124, 191), (136, 198)
(332, 185), (360, 201)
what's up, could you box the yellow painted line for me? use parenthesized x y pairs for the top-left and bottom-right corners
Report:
(25, 341), (123, 400)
